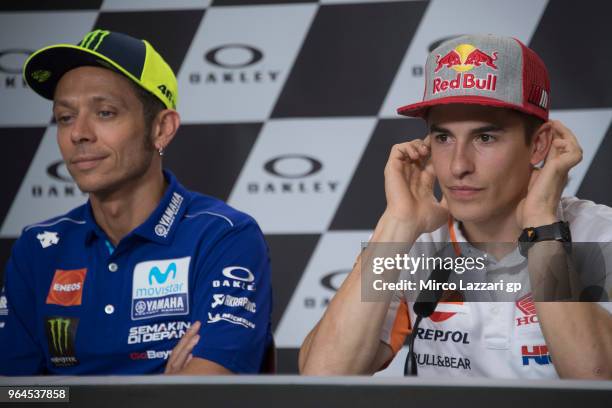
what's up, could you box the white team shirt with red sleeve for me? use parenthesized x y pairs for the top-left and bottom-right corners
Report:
(380, 197), (612, 378)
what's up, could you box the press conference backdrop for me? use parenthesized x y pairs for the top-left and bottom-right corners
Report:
(0, 0), (611, 374)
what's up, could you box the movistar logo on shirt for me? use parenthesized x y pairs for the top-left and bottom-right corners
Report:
(131, 257), (190, 320)
(154, 192), (183, 237)
(149, 262), (177, 285)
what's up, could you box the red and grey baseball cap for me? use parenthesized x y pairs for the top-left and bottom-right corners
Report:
(23, 29), (177, 109)
(397, 34), (550, 121)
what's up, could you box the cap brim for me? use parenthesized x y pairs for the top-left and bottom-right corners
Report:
(23, 44), (137, 101)
(397, 95), (548, 121)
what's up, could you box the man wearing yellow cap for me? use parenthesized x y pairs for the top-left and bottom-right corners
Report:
(0, 30), (273, 375)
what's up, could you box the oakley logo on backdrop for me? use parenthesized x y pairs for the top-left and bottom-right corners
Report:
(190, 43), (279, 84)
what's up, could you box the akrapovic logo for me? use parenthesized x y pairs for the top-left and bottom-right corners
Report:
(45, 316), (79, 367)
(211, 294), (256, 313)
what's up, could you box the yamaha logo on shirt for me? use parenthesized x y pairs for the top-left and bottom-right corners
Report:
(154, 192), (183, 237)
(131, 257), (190, 320)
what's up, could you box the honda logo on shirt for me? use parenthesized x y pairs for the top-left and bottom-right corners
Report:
(46, 268), (87, 306)
(521, 345), (552, 366)
(516, 293), (539, 326)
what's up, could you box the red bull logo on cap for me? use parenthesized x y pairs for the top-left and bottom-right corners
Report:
(432, 43), (498, 95)
(434, 43), (498, 73)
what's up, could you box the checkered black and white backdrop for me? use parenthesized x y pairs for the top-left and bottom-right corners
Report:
(1, 0), (611, 373)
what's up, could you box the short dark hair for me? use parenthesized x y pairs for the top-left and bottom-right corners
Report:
(128, 80), (166, 138)
(520, 113), (545, 145)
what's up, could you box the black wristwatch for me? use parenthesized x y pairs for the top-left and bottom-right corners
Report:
(518, 221), (572, 257)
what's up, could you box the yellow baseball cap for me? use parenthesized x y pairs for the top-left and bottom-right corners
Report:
(23, 29), (178, 109)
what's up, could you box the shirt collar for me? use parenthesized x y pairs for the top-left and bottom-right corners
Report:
(84, 169), (190, 246)
(448, 198), (567, 250)
(448, 217), (524, 266)
(84, 204), (105, 245)
(133, 169), (190, 245)
(447, 200), (564, 267)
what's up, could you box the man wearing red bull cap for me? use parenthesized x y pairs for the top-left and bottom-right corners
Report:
(299, 34), (612, 379)
(0, 30), (273, 375)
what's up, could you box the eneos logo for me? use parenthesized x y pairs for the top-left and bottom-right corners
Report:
(46, 268), (87, 306)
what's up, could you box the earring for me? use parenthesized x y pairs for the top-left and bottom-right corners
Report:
(158, 147), (164, 156)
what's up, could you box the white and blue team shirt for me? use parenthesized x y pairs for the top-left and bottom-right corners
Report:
(380, 197), (612, 378)
(0, 170), (272, 375)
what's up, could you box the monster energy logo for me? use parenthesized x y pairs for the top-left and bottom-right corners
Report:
(79, 29), (110, 51)
(45, 316), (79, 367)
(48, 318), (71, 354)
